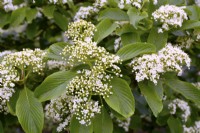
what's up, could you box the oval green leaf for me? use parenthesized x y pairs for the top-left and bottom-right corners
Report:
(34, 70), (77, 102)
(94, 19), (118, 43)
(98, 8), (129, 21)
(93, 107), (113, 133)
(105, 77), (135, 118)
(116, 42), (156, 61)
(16, 88), (44, 133)
(138, 80), (163, 117)
(167, 117), (183, 133)
(164, 73), (200, 106)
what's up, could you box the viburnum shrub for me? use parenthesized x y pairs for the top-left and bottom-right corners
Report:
(0, 0), (200, 133)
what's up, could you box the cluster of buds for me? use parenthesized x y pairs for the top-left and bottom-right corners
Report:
(0, 49), (46, 113)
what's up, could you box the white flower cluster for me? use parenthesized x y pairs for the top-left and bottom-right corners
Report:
(74, 0), (107, 20)
(45, 93), (101, 132)
(183, 121), (200, 133)
(74, 6), (99, 21)
(152, 5), (188, 33)
(49, 0), (68, 4)
(47, 60), (67, 70)
(2, 49), (46, 74)
(118, 0), (143, 9)
(168, 98), (191, 122)
(0, 49), (46, 113)
(130, 43), (191, 84)
(118, 0), (157, 9)
(0, 64), (18, 114)
(2, 0), (26, 12)
(46, 20), (122, 131)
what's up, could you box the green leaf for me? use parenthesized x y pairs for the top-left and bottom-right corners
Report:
(164, 73), (200, 106)
(180, 20), (200, 30)
(94, 19), (118, 43)
(53, 11), (68, 31)
(26, 22), (38, 39)
(138, 80), (163, 117)
(34, 70), (77, 102)
(46, 42), (68, 60)
(167, 117), (183, 133)
(127, 7), (148, 29)
(0, 12), (10, 28)
(7, 89), (20, 115)
(98, 8), (129, 21)
(93, 107), (113, 133)
(116, 24), (135, 35)
(116, 42), (156, 61)
(42, 5), (56, 19)
(70, 116), (93, 133)
(26, 8), (38, 23)
(0, 121), (3, 133)
(10, 7), (26, 27)
(186, 6), (200, 20)
(16, 88), (44, 133)
(105, 77), (135, 118)
(121, 32), (140, 46)
(147, 27), (168, 51)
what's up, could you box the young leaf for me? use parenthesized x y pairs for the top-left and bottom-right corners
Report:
(127, 7), (148, 29)
(10, 7), (26, 27)
(34, 70), (77, 102)
(167, 117), (183, 133)
(42, 5), (56, 19)
(94, 19), (118, 43)
(147, 27), (168, 51)
(98, 8), (129, 21)
(16, 88), (44, 133)
(116, 42), (156, 61)
(138, 80), (163, 117)
(93, 107), (113, 133)
(53, 11), (68, 31)
(70, 116), (93, 133)
(164, 73), (200, 106)
(105, 77), (135, 118)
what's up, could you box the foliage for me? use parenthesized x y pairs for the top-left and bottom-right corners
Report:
(0, 0), (200, 133)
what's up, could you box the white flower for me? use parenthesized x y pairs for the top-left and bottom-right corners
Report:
(130, 43), (191, 84)
(152, 5), (188, 32)
(74, 6), (98, 21)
